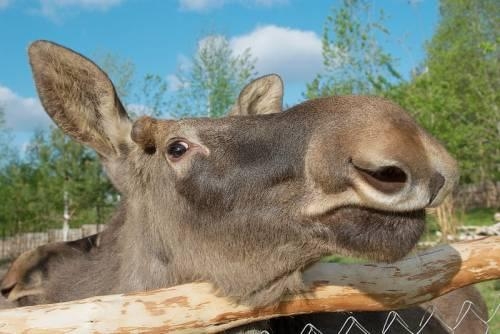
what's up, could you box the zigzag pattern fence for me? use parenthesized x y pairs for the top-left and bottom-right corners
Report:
(283, 301), (500, 334)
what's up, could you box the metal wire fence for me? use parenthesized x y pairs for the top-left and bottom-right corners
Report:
(258, 301), (500, 334)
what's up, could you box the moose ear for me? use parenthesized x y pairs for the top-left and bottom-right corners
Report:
(229, 74), (283, 116)
(28, 40), (132, 159)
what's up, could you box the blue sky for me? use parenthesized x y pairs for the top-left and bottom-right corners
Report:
(0, 0), (439, 150)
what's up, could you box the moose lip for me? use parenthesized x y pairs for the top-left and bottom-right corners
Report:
(320, 206), (426, 262)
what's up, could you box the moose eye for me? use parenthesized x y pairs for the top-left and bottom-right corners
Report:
(167, 141), (189, 159)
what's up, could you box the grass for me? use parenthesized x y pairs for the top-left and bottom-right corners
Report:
(322, 254), (367, 264)
(421, 214), (441, 242)
(475, 280), (500, 332)
(457, 207), (497, 226)
(421, 207), (498, 243)
(457, 207), (499, 331)
(0, 258), (10, 267)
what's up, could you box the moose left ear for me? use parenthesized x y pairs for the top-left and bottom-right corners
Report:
(229, 74), (283, 116)
(28, 40), (132, 159)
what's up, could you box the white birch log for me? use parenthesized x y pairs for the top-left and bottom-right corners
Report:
(0, 236), (498, 333)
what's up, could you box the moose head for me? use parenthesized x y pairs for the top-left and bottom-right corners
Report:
(3, 40), (458, 308)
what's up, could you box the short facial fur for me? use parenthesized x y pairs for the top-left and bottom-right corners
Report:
(4, 41), (459, 308)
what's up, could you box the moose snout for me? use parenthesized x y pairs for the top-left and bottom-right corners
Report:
(349, 154), (454, 212)
(353, 163), (446, 204)
(428, 172), (446, 204)
(353, 164), (408, 195)
(305, 147), (457, 216)
(300, 97), (460, 216)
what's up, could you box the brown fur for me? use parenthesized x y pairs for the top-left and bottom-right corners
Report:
(0, 41), (487, 333)
(1, 235), (98, 306)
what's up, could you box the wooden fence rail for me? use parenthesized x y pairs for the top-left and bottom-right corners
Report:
(0, 236), (498, 333)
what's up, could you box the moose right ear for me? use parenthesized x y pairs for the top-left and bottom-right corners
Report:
(28, 40), (132, 159)
(229, 74), (283, 116)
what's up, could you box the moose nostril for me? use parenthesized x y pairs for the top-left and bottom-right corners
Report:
(429, 172), (445, 204)
(367, 166), (407, 183)
(355, 165), (408, 194)
(1, 282), (16, 298)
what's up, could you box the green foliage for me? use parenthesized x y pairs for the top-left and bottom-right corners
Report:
(322, 254), (368, 264)
(0, 127), (117, 235)
(97, 52), (135, 102)
(305, 0), (401, 98)
(308, 0), (498, 185)
(475, 280), (499, 332)
(171, 35), (257, 118)
(96, 52), (168, 118)
(133, 74), (168, 117)
(387, 0), (499, 184)
(28, 128), (117, 225)
(421, 206), (497, 243)
(457, 208), (497, 226)
(0, 106), (16, 165)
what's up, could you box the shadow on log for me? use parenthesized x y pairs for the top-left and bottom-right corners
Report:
(0, 236), (498, 333)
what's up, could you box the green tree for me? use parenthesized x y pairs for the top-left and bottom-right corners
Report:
(96, 53), (168, 118)
(96, 52), (135, 102)
(132, 74), (168, 117)
(0, 161), (38, 234)
(0, 107), (23, 235)
(0, 106), (15, 164)
(306, 0), (401, 98)
(390, 0), (499, 185)
(0, 52), (168, 235)
(31, 128), (116, 229)
(171, 35), (256, 118)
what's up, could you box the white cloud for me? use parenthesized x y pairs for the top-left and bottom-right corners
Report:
(0, 85), (51, 132)
(0, 0), (10, 10)
(166, 53), (193, 92)
(179, 0), (224, 11)
(37, 0), (124, 19)
(126, 103), (154, 116)
(230, 25), (323, 82)
(179, 0), (286, 11)
(198, 34), (225, 50)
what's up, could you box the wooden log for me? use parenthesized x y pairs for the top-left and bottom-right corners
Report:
(0, 236), (498, 333)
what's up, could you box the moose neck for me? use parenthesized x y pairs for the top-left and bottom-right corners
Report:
(114, 191), (330, 305)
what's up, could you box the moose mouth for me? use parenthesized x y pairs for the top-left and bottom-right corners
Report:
(320, 206), (426, 262)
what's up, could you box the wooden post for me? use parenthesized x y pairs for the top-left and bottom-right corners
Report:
(0, 237), (498, 333)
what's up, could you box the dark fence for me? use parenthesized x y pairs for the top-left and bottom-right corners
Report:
(0, 224), (105, 260)
(455, 181), (500, 210)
